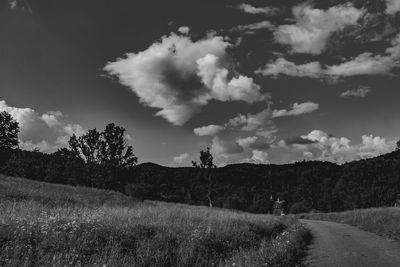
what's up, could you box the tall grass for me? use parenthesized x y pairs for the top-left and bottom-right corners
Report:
(0, 175), (309, 266)
(300, 207), (400, 241)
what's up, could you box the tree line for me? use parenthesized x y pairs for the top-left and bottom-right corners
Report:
(1, 110), (400, 214)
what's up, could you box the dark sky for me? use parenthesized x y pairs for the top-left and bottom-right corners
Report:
(1, 0), (399, 166)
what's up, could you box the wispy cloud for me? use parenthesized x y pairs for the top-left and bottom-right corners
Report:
(340, 86), (371, 98)
(234, 3), (278, 16)
(272, 102), (319, 118)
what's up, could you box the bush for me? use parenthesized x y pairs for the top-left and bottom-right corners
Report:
(290, 202), (310, 214)
(125, 183), (154, 201)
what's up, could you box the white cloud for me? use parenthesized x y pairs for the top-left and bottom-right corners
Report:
(273, 102), (319, 118)
(251, 150), (270, 164)
(9, 0), (17, 9)
(211, 136), (244, 160)
(235, 3), (278, 15)
(259, 33), (400, 79)
(233, 21), (275, 34)
(282, 130), (396, 164)
(0, 100), (85, 153)
(340, 86), (371, 98)
(274, 4), (364, 54)
(386, 0), (400, 14)
(173, 153), (189, 165)
(236, 136), (258, 148)
(105, 32), (267, 126)
(194, 124), (225, 136)
(196, 54), (265, 103)
(256, 58), (323, 78)
(41, 111), (63, 128)
(177, 26), (190, 35)
(227, 108), (273, 132)
(325, 53), (393, 77)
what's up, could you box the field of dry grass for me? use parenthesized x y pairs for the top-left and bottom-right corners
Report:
(300, 207), (400, 242)
(0, 175), (310, 266)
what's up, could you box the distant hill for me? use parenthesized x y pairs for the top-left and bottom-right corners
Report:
(1, 147), (400, 214)
(132, 150), (400, 213)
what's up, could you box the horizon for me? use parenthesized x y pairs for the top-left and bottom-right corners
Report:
(1, 0), (400, 167)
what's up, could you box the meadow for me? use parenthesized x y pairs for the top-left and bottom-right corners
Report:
(0, 175), (310, 266)
(300, 207), (400, 241)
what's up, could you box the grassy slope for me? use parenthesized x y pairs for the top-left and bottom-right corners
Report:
(300, 208), (400, 241)
(0, 175), (310, 266)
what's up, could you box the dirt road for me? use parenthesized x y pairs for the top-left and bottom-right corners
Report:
(301, 220), (400, 267)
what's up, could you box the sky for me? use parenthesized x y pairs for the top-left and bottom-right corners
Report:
(1, 0), (400, 166)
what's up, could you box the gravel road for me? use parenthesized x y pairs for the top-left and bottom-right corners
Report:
(301, 220), (400, 267)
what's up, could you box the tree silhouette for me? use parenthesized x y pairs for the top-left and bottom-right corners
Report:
(69, 123), (137, 169)
(192, 147), (218, 207)
(396, 140), (400, 151)
(0, 111), (19, 150)
(68, 123), (137, 188)
(192, 147), (215, 169)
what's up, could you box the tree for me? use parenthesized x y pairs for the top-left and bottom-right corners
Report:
(68, 123), (138, 189)
(396, 140), (400, 151)
(192, 147), (215, 169)
(192, 147), (217, 207)
(0, 111), (19, 150)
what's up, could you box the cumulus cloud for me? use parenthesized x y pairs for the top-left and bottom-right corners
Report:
(258, 33), (400, 79)
(105, 32), (267, 126)
(340, 86), (371, 98)
(211, 136), (244, 160)
(251, 150), (270, 164)
(196, 54), (265, 103)
(236, 136), (258, 148)
(227, 108), (273, 132)
(177, 26), (190, 34)
(194, 124), (225, 136)
(281, 130), (396, 163)
(173, 153), (189, 165)
(386, 0), (400, 14)
(272, 102), (319, 118)
(235, 3), (278, 15)
(0, 100), (85, 152)
(274, 4), (364, 54)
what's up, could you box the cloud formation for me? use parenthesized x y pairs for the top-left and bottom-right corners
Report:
(251, 150), (270, 164)
(272, 102), (319, 118)
(0, 100), (84, 152)
(235, 3), (278, 16)
(211, 136), (244, 160)
(173, 153), (189, 165)
(105, 32), (267, 126)
(274, 4), (364, 55)
(386, 0), (400, 14)
(258, 33), (400, 79)
(194, 124), (224, 136)
(281, 130), (395, 164)
(233, 21), (275, 34)
(340, 86), (371, 98)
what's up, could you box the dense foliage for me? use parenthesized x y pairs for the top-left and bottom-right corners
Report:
(0, 110), (399, 214)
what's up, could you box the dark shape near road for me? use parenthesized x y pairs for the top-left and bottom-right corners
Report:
(302, 220), (400, 267)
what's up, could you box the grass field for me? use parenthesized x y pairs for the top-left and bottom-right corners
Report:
(0, 175), (310, 266)
(300, 207), (400, 242)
